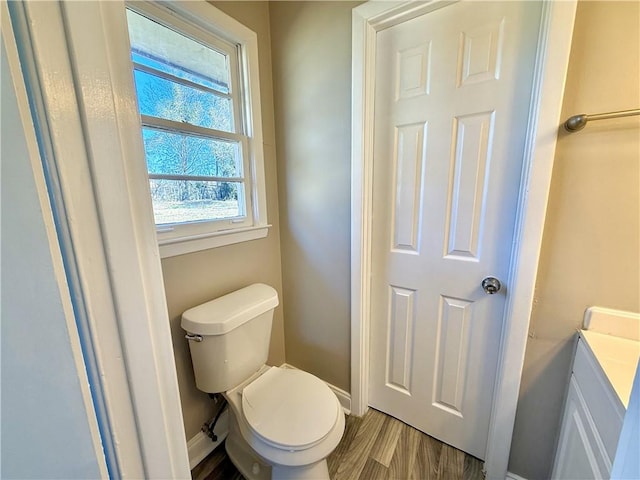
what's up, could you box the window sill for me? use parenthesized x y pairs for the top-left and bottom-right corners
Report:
(158, 224), (270, 258)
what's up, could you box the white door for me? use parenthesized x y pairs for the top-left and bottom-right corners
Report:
(369, 1), (542, 459)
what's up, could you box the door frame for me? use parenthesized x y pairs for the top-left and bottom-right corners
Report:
(6, 1), (191, 477)
(350, 1), (577, 478)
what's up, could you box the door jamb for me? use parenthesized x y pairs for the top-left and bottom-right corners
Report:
(350, 1), (577, 478)
(6, 2), (191, 477)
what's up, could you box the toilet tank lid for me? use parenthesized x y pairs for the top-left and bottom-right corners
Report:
(181, 283), (279, 335)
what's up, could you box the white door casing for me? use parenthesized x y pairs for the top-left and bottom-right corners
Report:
(1, 5), (109, 476)
(6, 1), (190, 477)
(351, 1), (578, 478)
(369, 1), (541, 459)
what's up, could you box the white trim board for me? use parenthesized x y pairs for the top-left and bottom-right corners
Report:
(1, 5), (109, 477)
(350, 2), (577, 480)
(7, 1), (190, 477)
(187, 409), (229, 470)
(281, 364), (352, 415)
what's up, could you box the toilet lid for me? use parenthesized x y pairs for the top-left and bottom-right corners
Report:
(242, 367), (340, 450)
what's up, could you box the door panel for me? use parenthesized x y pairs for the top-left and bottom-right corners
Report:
(387, 286), (416, 394)
(369, 1), (542, 459)
(391, 122), (427, 253)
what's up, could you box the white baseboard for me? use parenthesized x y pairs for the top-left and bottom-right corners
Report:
(506, 472), (528, 480)
(280, 363), (352, 415)
(187, 409), (229, 470)
(328, 384), (352, 416)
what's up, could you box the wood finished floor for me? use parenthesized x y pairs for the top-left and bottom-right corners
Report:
(191, 408), (484, 480)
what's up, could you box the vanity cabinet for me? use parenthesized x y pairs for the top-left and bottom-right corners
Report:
(551, 337), (625, 479)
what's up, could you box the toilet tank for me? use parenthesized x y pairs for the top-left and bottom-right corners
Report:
(181, 283), (279, 393)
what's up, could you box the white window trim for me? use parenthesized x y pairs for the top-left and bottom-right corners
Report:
(127, 0), (269, 258)
(158, 224), (270, 258)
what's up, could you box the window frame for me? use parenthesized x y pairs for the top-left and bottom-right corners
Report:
(125, 0), (269, 257)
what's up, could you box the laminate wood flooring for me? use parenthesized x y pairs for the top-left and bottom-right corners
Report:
(192, 408), (484, 480)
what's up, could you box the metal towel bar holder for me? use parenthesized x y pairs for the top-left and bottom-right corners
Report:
(563, 108), (640, 132)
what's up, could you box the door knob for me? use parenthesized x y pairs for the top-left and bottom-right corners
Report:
(482, 277), (502, 295)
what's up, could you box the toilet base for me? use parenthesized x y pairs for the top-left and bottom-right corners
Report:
(226, 412), (271, 480)
(225, 410), (331, 480)
(272, 461), (330, 480)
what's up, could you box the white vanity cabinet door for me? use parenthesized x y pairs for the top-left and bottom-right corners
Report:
(552, 334), (629, 480)
(552, 375), (610, 479)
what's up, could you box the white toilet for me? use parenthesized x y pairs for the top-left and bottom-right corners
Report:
(181, 283), (345, 480)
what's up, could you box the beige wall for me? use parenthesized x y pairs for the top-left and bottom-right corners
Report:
(165, 0), (639, 468)
(163, 1), (285, 440)
(509, 2), (640, 478)
(270, 1), (361, 392)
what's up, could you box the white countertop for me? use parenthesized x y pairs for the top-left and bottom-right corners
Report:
(580, 330), (640, 408)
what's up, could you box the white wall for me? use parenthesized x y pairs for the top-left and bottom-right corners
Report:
(0, 37), (105, 479)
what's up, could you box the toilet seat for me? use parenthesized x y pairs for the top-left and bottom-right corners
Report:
(241, 367), (340, 451)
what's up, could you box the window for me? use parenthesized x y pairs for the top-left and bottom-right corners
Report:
(125, 2), (268, 257)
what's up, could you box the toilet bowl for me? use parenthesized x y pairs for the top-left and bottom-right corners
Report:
(181, 284), (345, 480)
(223, 366), (345, 479)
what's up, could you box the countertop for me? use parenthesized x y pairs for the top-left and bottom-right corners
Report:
(580, 330), (640, 409)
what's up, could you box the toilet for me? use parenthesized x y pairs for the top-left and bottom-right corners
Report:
(181, 283), (345, 480)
